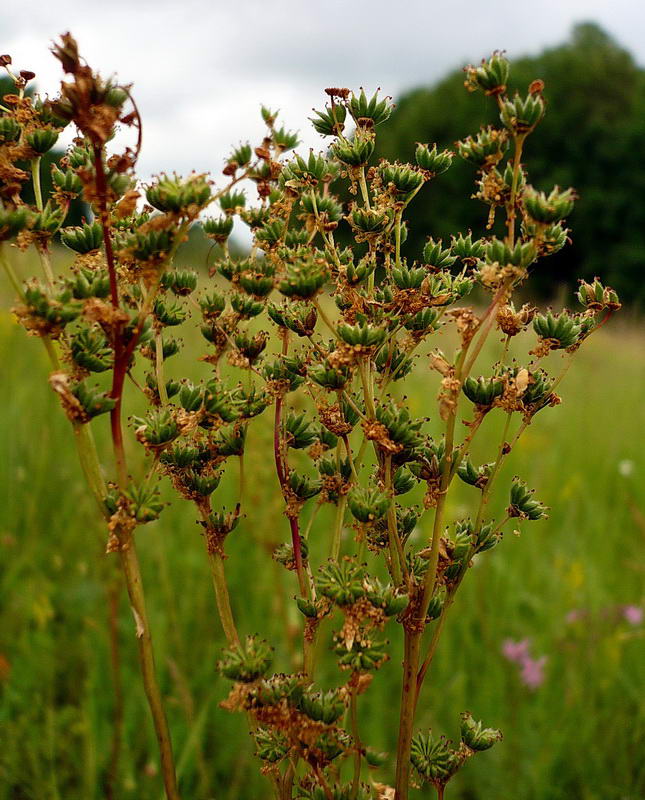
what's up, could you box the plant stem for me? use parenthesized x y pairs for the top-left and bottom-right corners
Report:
(358, 167), (371, 209)
(350, 690), (363, 799)
(394, 207), (403, 270)
(105, 574), (124, 800)
(155, 329), (169, 405)
(394, 630), (421, 800)
(331, 495), (346, 560)
(119, 540), (181, 800)
(384, 455), (405, 586)
(208, 551), (241, 647)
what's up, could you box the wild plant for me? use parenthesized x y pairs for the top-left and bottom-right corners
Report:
(0, 38), (621, 800)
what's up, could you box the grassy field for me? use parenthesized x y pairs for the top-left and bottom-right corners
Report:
(0, 266), (643, 799)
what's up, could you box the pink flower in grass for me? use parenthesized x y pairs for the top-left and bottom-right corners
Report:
(501, 638), (531, 664)
(520, 656), (547, 690)
(622, 605), (643, 626)
(502, 638), (548, 690)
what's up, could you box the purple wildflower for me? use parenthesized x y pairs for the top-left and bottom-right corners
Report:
(520, 656), (547, 690)
(501, 638), (531, 664)
(622, 605), (643, 626)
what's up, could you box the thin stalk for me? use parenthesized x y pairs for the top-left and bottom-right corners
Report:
(394, 631), (422, 800)
(394, 207), (403, 270)
(73, 423), (106, 509)
(119, 541), (180, 800)
(331, 495), (347, 560)
(358, 359), (376, 419)
(350, 690), (363, 799)
(155, 329), (169, 405)
(358, 167), (371, 209)
(506, 133), (527, 248)
(105, 576), (124, 800)
(207, 551), (241, 647)
(31, 157), (44, 211)
(384, 455), (405, 586)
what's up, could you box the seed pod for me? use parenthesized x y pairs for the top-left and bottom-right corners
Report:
(462, 375), (504, 407)
(217, 635), (273, 683)
(415, 144), (453, 176)
(0, 207), (31, 242)
(379, 163), (425, 196)
(348, 89), (392, 126)
(287, 472), (322, 501)
(332, 135), (375, 167)
(464, 52), (510, 94)
(460, 711), (503, 751)
(508, 478), (548, 520)
(524, 185), (575, 224)
(72, 382), (116, 419)
(51, 166), (83, 195)
(135, 408), (179, 448)
(70, 328), (111, 372)
(411, 731), (461, 783)
(533, 311), (582, 349)
(317, 558), (366, 605)
(161, 269), (198, 296)
(310, 103), (347, 136)
(347, 487), (391, 523)
(26, 127), (59, 154)
(146, 174), (211, 213)
(457, 126), (508, 167)
(0, 117), (21, 143)
(337, 320), (387, 349)
(500, 91), (545, 133)
(202, 215), (234, 242)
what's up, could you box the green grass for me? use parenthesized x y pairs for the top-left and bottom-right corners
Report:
(0, 294), (643, 799)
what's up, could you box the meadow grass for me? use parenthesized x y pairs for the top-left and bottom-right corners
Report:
(0, 290), (643, 800)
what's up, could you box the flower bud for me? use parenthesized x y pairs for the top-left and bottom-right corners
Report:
(0, 117), (21, 143)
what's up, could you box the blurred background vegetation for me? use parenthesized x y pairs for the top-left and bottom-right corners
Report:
(0, 20), (644, 800)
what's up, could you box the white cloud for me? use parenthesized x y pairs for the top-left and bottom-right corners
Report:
(3, 0), (643, 186)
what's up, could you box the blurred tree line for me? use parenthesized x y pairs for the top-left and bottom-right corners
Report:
(376, 23), (645, 305)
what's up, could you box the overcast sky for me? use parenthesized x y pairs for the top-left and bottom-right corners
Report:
(3, 0), (644, 183)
